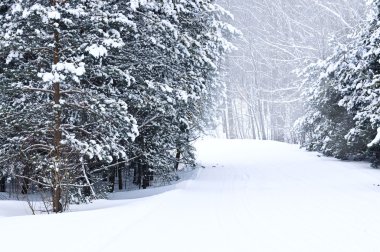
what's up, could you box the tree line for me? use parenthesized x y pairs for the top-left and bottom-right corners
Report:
(0, 0), (235, 212)
(295, 0), (380, 166)
(217, 0), (365, 142)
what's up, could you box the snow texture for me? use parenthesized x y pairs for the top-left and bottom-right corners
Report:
(86, 44), (108, 58)
(1, 139), (380, 251)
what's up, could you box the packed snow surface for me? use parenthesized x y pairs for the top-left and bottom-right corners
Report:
(2, 139), (380, 252)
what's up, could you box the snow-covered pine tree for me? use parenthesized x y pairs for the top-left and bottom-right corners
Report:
(296, 0), (380, 164)
(294, 52), (364, 160)
(113, 0), (236, 186)
(0, 0), (235, 204)
(0, 0), (138, 211)
(335, 0), (380, 165)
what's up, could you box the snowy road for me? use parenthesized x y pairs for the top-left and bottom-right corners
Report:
(2, 139), (380, 251)
(193, 139), (380, 252)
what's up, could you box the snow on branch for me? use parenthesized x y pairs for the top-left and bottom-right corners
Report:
(368, 128), (380, 148)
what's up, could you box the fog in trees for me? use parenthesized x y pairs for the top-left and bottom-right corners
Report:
(217, 0), (366, 142)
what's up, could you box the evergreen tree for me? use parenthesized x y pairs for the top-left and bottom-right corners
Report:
(0, 0), (138, 211)
(296, 0), (380, 164)
(295, 55), (365, 159)
(116, 0), (236, 186)
(335, 0), (380, 164)
(0, 0), (235, 210)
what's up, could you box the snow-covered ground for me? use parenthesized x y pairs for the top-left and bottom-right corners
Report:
(1, 139), (380, 252)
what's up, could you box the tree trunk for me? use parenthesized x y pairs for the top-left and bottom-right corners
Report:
(174, 148), (181, 171)
(375, 150), (380, 168)
(135, 162), (142, 189)
(132, 161), (139, 185)
(118, 166), (123, 190)
(0, 176), (6, 192)
(108, 167), (116, 193)
(21, 178), (29, 194)
(52, 14), (63, 213)
(21, 165), (31, 194)
(142, 163), (149, 189)
(52, 183), (62, 213)
(233, 99), (243, 138)
(222, 108), (229, 139)
(248, 106), (257, 139)
(227, 95), (237, 139)
(258, 101), (267, 140)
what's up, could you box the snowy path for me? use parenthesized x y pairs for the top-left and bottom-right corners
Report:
(193, 139), (380, 251)
(2, 139), (380, 252)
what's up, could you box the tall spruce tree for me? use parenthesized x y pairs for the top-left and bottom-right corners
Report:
(0, 0), (139, 211)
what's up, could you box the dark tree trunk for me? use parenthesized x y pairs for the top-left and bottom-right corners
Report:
(138, 164), (142, 189)
(52, 3), (62, 213)
(21, 165), (31, 194)
(174, 149), (181, 171)
(82, 173), (92, 197)
(133, 162), (143, 188)
(108, 167), (116, 193)
(142, 163), (150, 189)
(21, 179), (29, 194)
(52, 186), (62, 213)
(0, 176), (6, 192)
(83, 184), (91, 197)
(118, 166), (123, 190)
(149, 170), (154, 181)
(374, 150), (380, 168)
(132, 161), (139, 185)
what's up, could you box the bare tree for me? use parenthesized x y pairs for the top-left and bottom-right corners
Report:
(218, 0), (366, 141)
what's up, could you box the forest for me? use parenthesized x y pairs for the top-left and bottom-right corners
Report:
(2, 1), (380, 251)
(1, 0), (380, 214)
(0, 0), (236, 212)
(220, 0), (380, 165)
